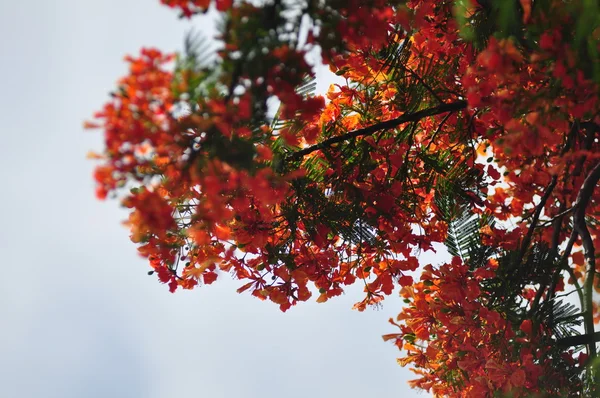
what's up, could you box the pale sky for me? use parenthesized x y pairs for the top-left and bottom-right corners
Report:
(0, 1), (429, 397)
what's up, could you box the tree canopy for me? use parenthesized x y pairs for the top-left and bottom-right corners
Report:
(88, 0), (600, 396)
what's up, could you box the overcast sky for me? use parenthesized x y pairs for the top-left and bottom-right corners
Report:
(0, 2), (431, 397)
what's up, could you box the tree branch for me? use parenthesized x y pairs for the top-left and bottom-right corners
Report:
(573, 161), (600, 359)
(517, 175), (558, 265)
(557, 331), (600, 348)
(529, 201), (567, 319)
(517, 124), (577, 268)
(285, 100), (467, 161)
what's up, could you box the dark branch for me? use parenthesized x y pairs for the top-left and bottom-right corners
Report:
(573, 162), (600, 358)
(285, 100), (467, 161)
(517, 124), (578, 267)
(517, 175), (558, 265)
(558, 331), (600, 348)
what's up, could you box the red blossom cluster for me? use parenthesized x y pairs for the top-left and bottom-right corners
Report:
(89, 0), (600, 394)
(388, 258), (581, 396)
(160, 0), (232, 16)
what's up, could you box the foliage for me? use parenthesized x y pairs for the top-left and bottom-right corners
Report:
(88, 0), (600, 396)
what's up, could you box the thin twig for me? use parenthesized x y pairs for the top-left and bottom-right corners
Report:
(535, 206), (576, 228)
(400, 64), (443, 103)
(516, 175), (558, 267)
(515, 124), (577, 268)
(425, 111), (453, 152)
(285, 100), (467, 161)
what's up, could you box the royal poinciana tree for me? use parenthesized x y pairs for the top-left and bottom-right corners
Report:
(88, 0), (600, 396)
